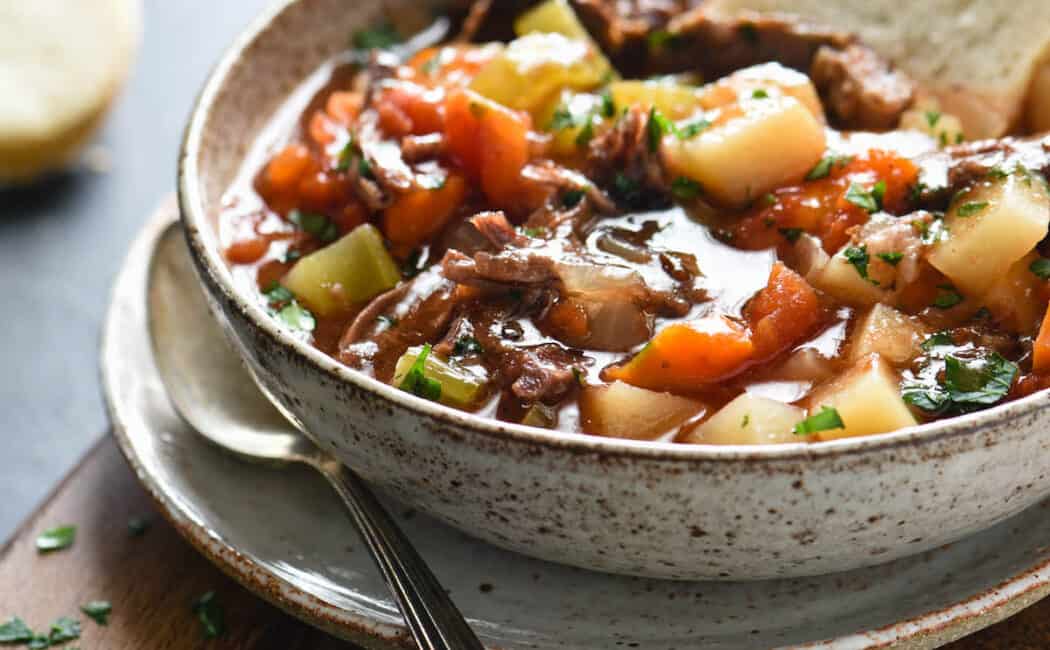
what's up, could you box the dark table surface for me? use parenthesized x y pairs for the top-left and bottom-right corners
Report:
(0, 0), (267, 539)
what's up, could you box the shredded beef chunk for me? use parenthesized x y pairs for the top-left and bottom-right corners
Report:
(914, 135), (1050, 204)
(810, 44), (915, 130)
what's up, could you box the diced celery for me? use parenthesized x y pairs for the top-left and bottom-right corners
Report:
(521, 403), (558, 428)
(469, 32), (609, 118)
(609, 80), (704, 120)
(282, 223), (400, 316)
(392, 345), (488, 408)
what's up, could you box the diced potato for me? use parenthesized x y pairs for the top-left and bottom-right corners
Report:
(848, 304), (928, 365)
(700, 62), (824, 121)
(810, 246), (891, 307)
(686, 394), (804, 445)
(661, 95), (825, 207)
(899, 97), (965, 146)
(580, 381), (704, 440)
(927, 172), (1050, 296)
(470, 32), (608, 118)
(609, 79), (704, 120)
(282, 224), (400, 316)
(981, 252), (1048, 335)
(391, 346), (488, 408)
(513, 0), (616, 81)
(534, 90), (607, 155)
(805, 354), (917, 441)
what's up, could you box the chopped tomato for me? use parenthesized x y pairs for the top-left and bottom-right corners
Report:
(383, 172), (468, 247)
(747, 262), (824, 360)
(605, 316), (755, 392)
(733, 150), (920, 253)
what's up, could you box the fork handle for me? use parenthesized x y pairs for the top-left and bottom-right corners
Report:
(316, 459), (485, 650)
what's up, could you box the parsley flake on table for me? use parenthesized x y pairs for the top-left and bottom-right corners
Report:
(80, 601), (112, 626)
(0, 617), (34, 643)
(193, 592), (225, 639)
(793, 406), (844, 435)
(36, 525), (76, 553)
(46, 617), (80, 644)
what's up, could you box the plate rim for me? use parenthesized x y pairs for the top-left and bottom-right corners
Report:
(102, 199), (1050, 650)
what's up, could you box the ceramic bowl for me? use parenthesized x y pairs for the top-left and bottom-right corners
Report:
(178, 0), (1050, 580)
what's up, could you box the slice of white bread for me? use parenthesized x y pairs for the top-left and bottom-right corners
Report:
(706, 0), (1050, 138)
(0, 0), (141, 182)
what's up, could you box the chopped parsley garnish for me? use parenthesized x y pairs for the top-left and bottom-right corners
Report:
(263, 283), (316, 333)
(522, 226), (547, 237)
(647, 107), (674, 152)
(358, 156), (375, 180)
(932, 286), (964, 309)
(600, 89), (616, 118)
(289, 210), (339, 243)
(611, 172), (643, 207)
(420, 54), (442, 76)
(1030, 257), (1050, 280)
(806, 153), (852, 181)
(920, 331), (954, 352)
(193, 592), (225, 639)
(794, 406), (844, 435)
(376, 315), (398, 328)
(876, 251), (903, 266)
(676, 118), (711, 139)
(352, 24), (401, 51)
(671, 176), (702, 201)
(924, 110), (941, 128)
(751, 88), (769, 99)
(275, 302), (316, 332)
(986, 166), (1009, 180)
(779, 227), (803, 242)
(0, 618), (33, 643)
(335, 136), (357, 172)
(452, 335), (483, 357)
(955, 201), (988, 217)
(646, 30), (676, 52)
(561, 188), (585, 208)
(741, 414), (750, 428)
(738, 22), (759, 44)
(762, 193), (777, 206)
(843, 245), (877, 284)
(399, 344), (442, 401)
(903, 351), (1018, 415)
(128, 516), (151, 537)
(548, 106), (576, 131)
(845, 182), (882, 213)
(907, 180), (927, 203)
(46, 617), (80, 644)
(871, 180), (887, 206)
(36, 525), (76, 553)
(575, 118), (595, 146)
(81, 601), (112, 626)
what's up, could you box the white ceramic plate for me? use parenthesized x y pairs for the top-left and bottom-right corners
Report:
(102, 202), (1050, 649)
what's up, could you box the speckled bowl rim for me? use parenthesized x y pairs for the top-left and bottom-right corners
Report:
(178, 0), (1050, 463)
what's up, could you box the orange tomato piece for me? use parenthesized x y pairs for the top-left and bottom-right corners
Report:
(383, 173), (468, 247)
(605, 316), (755, 392)
(1033, 306), (1050, 372)
(747, 262), (823, 360)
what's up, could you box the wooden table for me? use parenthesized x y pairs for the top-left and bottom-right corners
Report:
(1, 436), (1046, 649)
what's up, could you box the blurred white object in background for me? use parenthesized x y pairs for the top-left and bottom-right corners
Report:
(0, 0), (141, 182)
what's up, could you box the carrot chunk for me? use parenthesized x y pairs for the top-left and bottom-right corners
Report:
(747, 262), (823, 360)
(605, 316), (754, 392)
(383, 173), (468, 247)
